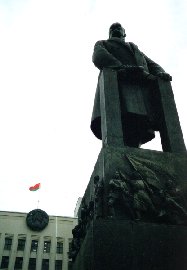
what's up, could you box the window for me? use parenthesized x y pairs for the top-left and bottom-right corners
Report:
(28, 258), (36, 270)
(0, 256), (9, 268)
(17, 238), (26, 251)
(56, 242), (63, 254)
(55, 260), (62, 270)
(4, 237), (12, 250)
(14, 257), (23, 269)
(43, 240), (51, 253)
(30, 240), (38, 252)
(42, 259), (49, 270)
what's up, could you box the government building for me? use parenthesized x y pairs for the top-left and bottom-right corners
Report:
(0, 210), (77, 270)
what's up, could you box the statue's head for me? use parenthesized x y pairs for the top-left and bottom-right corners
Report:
(114, 170), (120, 179)
(109, 22), (126, 39)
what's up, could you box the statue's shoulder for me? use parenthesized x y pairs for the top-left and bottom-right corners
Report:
(94, 40), (106, 46)
(128, 42), (139, 51)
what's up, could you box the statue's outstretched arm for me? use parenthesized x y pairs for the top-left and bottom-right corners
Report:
(144, 54), (172, 81)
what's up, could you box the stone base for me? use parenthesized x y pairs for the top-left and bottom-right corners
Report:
(72, 219), (187, 270)
(71, 146), (187, 269)
(79, 146), (187, 222)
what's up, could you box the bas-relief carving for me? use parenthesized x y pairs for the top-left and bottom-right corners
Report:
(94, 175), (104, 219)
(69, 150), (187, 260)
(69, 199), (89, 262)
(69, 176), (104, 261)
(108, 171), (135, 219)
(69, 161), (187, 261)
(107, 155), (187, 224)
(69, 224), (81, 261)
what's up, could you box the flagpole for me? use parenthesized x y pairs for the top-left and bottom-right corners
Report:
(37, 184), (41, 209)
(37, 199), (40, 209)
(56, 216), (58, 238)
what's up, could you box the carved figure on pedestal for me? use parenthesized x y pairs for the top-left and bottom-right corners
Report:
(69, 225), (82, 261)
(105, 153), (187, 224)
(126, 154), (187, 223)
(108, 170), (156, 219)
(157, 180), (187, 224)
(129, 178), (157, 220)
(108, 171), (134, 219)
(79, 199), (88, 238)
(88, 200), (94, 221)
(94, 175), (104, 218)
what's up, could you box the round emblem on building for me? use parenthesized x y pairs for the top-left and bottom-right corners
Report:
(26, 209), (49, 231)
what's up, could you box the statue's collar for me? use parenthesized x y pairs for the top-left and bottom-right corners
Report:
(108, 37), (133, 52)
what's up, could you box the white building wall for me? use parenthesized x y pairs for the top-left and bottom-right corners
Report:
(0, 211), (77, 270)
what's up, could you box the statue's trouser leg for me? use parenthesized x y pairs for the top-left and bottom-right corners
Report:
(121, 113), (155, 147)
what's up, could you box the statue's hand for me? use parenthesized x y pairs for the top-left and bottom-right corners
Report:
(157, 72), (172, 81)
(117, 65), (144, 73)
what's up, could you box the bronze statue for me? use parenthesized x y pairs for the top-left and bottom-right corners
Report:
(91, 22), (172, 147)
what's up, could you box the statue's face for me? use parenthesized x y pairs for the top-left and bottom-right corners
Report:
(110, 25), (125, 38)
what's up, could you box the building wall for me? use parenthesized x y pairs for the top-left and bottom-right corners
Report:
(0, 211), (77, 270)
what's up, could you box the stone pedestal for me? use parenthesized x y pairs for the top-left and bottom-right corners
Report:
(80, 146), (187, 221)
(72, 219), (187, 270)
(70, 146), (187, 270)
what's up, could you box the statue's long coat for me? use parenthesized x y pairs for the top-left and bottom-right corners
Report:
(91, 37), (165, 144)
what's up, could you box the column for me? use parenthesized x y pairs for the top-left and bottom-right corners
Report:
(8, 234), (18, 270)
(0, 233), (5, 266)
(36, 236), (43, 270)
(49, 236), (56, 270)
(62, 237), (69, 270)
(22, 234), (31, 269)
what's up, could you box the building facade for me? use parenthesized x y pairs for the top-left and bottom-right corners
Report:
(0, 210), (77, 270)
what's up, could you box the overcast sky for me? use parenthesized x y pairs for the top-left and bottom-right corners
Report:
(0, 0), (186, 217)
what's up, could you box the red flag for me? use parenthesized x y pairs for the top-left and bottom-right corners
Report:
(29, 183), (41, 191)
